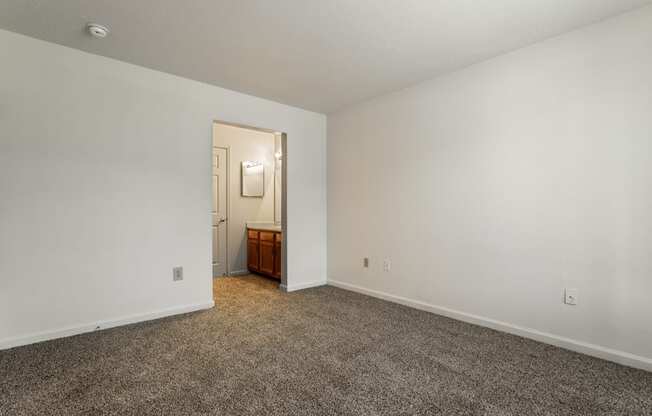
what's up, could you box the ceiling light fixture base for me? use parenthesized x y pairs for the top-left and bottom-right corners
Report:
(87, 23), (109, 38)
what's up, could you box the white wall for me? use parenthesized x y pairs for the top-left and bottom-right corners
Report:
(213, 123), (275, 274)
(0, 29), (326, 348)
(328, 6), (652, 370)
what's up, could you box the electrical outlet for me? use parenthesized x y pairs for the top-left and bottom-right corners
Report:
(363, 257), (369, 268)
(383, 259), (391, 272)
(564, 288), (578, 305)
(173, 266), (184, 281)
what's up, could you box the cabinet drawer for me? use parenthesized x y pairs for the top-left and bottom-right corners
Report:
(260, 231), (275, 242)
(247, 230), (259, 240)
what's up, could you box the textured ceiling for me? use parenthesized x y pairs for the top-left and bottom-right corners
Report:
(1, 0), (649, 113)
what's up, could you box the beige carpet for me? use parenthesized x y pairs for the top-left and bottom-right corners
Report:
(1, 275), (651, 415)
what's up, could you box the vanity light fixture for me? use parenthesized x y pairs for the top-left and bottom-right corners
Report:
(87, 23), (110, 38)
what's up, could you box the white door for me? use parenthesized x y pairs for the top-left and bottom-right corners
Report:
(212, 147), (228, 277)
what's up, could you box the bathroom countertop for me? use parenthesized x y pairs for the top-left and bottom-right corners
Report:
(246, 222), (282, 232)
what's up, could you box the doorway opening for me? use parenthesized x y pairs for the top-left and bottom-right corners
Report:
(212, 121), (287, 289)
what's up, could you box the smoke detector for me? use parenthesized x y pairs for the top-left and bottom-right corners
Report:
(87, 23), (109, 38)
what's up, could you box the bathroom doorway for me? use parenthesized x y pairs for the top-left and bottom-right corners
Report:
(212, 121), (287, 288)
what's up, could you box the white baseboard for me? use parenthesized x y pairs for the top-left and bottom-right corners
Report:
(0, 300), (215, 351)
(327, 279), (652, 372)
(281, 279), (327, 293)
(228, 269), (250, 277)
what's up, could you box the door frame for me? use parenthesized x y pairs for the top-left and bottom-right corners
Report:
(212, 120), (287, 288)
(213, 145), (230, 276)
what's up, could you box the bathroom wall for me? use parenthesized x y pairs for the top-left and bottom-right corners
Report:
(213, 123), (276, 275)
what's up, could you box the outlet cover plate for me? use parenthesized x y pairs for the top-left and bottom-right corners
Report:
(173, 266), (184, 281)
(564, 288), (578, 305)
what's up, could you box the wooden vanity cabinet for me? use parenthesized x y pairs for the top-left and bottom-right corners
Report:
(247, 229), (281, 280)
(247, 231), (260, 272)
(259, 232), (275, 275)
(273, 235), (282, 279)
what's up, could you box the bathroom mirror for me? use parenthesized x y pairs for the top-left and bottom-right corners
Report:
(241, 161), (264, 197)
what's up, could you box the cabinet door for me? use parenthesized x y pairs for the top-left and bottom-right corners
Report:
(259, 240), (275, 276)
(273, 234), (282, 279)
(247, 238), (259, 272)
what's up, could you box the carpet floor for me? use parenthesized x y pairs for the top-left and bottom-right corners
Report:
(1, 275), (651, 415)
